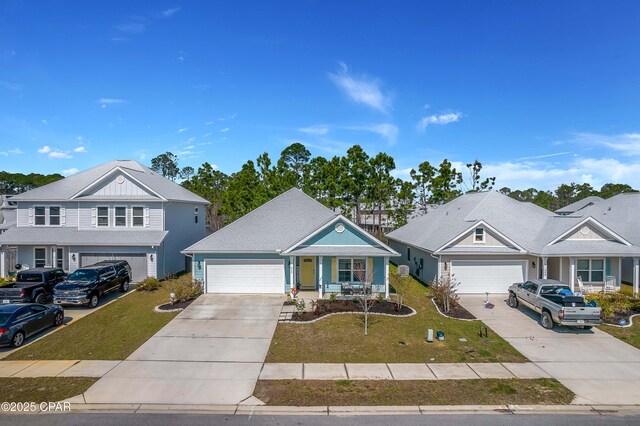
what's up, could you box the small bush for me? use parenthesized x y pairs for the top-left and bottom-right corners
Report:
(328, 292), (338, 303)
(376, 293), (386, 303)
(137, 277), (161, 291)
(586, 291), (636, 320)
(294, 298), (306, 317)
(167, 274), (202, 303)
(430, 275), (460, 313)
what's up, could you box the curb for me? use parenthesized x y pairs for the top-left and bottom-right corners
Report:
(44, 402), (640, 416)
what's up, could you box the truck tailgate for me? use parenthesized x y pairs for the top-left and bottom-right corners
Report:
(0, 287), (25, 302)
(562, 307), (601, 321)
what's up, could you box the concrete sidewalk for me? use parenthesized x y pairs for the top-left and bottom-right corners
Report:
(259, 362), (549, 380)
(0, 360), (120, 378)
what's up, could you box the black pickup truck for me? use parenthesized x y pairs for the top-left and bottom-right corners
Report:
(53, 261), (130, 308)
(0, 268), (67, 304)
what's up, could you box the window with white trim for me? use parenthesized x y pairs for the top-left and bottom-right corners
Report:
(338, 258), (367, 282)
(97, 207), (109, 227)
(474, 228), (485, 243)
(34, 247), (46, 268)
(406, 247), (411, 261)
(115, 206), (127, 227)
(132, 206), (144, 227)
(49, 206), (61, 226)
(34, 206), (46, 226)
(577, 259), (604, 283)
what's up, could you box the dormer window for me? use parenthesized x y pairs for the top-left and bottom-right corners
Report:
(474, 228), (485, 243)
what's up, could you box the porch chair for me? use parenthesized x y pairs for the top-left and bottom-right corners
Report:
(576, 277), (595, 295)
(604, 276), (619, 293)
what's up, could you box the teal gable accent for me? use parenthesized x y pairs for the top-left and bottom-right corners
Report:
(322, 256), (332, 285)
(303, 221), (376, 247)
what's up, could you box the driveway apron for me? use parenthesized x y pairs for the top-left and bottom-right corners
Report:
(459, 294), (640, 405)
(83, 294), (283, 405)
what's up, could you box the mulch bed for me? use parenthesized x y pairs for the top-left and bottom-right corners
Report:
(605, 307), (640, 325)
(429, 296), (476, 320)
(157, 299), (196, 311)
(291, 299), (413, 321)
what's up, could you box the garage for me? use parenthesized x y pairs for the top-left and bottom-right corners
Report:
(80, 252), (148, 282)
(206, 259), (284, 294)
(451, 260), (527, 294)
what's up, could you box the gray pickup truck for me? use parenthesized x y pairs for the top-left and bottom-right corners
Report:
(507, 279), (602, 329)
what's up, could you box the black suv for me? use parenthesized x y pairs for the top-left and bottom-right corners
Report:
(92, 260), (132, 283)
(53, 261), (131, 308)
(0, 268), (66, 304)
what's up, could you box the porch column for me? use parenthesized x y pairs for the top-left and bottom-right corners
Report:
(384, 257), (390, 298)
(542, 257), (548, 279)
(559, 258), (563, 283)
(318, 256), (323, 299)
(0, 249), (5, 278)
(569, 257), (576, 292)
(618, 257), (622, 288)
(52, 247), (57, 269)
(289, 256), (295, 293)
(634, 257), (639, 296)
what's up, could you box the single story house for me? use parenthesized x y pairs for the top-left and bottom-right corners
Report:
(387, 190), (640, 295)
(0, 160), (208, 281)
(183, 188), (399, 297)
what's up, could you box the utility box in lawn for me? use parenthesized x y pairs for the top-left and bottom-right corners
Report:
(398, 265), (409, 277)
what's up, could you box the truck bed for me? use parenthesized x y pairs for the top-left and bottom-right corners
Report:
(541, 294), (585, 307)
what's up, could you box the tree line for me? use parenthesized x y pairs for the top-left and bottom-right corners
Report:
(151, 143), (496, 234)
(0, 171), (64, 195)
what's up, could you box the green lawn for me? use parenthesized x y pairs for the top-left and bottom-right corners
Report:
(255, 379), (573, 406)
(5, 286), (179, 360)
(601, 321), (640, 350)
(266, 266), (527, 363)
(0, 377), (97, 402)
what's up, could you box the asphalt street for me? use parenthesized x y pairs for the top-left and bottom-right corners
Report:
(3, 414), (640, 426)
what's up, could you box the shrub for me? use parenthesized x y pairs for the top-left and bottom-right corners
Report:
(137, 277), (161, 291)
(294, 298), (306, 317)
(328, 292), (338, 303)
(376, 293), (386, 303)
(586, 291), (636, 320)
(167, 274), (202, 303)
(430, 275), (460, 313)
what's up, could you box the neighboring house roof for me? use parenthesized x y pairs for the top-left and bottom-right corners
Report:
(555, 196), (604, 214)
(386, 190), (640, 257)
(184, 188), (398, 256)
(9, 160), (208, 204)
(184, 188), (339, 253)
(0, 227), (167, 246)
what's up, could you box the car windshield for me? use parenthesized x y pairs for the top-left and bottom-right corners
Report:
(16, 273), (43, 282)
(67, 269), (98, 281)
(0, 313), (12, 323)
(540, 285), (572, 295)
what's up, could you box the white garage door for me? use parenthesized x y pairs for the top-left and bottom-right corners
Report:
(80, 253), (148, 283)
(451, 260), (526, 294)
(206, 259), (284, 294)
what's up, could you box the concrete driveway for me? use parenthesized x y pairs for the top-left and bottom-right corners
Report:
(83, 294), (283, 405)
(459, 294), (640, 405)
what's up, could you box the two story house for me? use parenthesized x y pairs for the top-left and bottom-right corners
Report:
(0, 160), (208, 281)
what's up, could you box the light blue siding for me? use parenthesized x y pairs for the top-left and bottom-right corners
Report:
(304, 221), (373, 246)
(373, 257), (384, 284)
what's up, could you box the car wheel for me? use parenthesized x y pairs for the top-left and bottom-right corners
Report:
(11, 331), (25, 348)
(508, 293), (519, 308)
(87, 294), (99, 309)
(540, 311), (554, 330)
(54, 312), (64, 326)
(120, 280), (129, 293)
(34, 293), (46, 304)
(581, 326), (593, 330)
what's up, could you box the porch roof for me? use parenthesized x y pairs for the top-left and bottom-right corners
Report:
(286, 245), (396, 257)
(540, 239), (640, 256)
(0, 227), (168, 247)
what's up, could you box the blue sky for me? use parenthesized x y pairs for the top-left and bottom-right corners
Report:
(1, 0), (640, 190)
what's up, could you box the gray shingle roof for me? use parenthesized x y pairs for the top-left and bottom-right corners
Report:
(286, 245), (396, 257)
(555, 196), (604, 214)
(10, 160), (208, 204)
(0, 227), (167, 246)
(540, 239), (640, 256)
(183, 188), (339, 253)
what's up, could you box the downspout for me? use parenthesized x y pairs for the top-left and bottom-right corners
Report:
(429, 252), (440, 283)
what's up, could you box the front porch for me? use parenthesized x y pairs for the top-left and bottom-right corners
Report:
(287, 255), (390, 299)
(539, 255), (639, 295)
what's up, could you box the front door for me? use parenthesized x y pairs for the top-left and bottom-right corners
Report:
(300, 257), (316, 289)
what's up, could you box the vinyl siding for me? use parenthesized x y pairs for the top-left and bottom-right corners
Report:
(88, 173), (154, 198)
(451, 228), (509, 248)
(16, 202), (78, 228)
(387, 239), (437, 283)
(303, 221), (374, 246)
(566, 224), (610, 241)
(162, 202), (207, 277)
(77, 202), (163, 230)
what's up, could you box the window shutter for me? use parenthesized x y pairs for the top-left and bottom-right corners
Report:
(28, 207), (34, 225)
(331, 258), (336, 282)
(91, 207), (96, 227)
(144, 207), (150, 227)
(60, 207), (66, 226)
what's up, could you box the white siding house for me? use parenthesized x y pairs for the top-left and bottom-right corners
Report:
(0, 160), (208, 281)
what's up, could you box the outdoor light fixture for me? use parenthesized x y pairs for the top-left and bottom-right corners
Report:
(197, 261), (202, 270)
(532, 261), (536, 269)
(150, 254), (154, 262)
(71, 254), (76, 262)
(170, 292), (175, 305)
(444, 262), (448, 271)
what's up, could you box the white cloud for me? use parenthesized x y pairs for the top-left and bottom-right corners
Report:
(73, 146), (87, 153)
(220, 127), (229, 133)
(0, 80), (22, 91)
(49, 151), (72, 159)
(516, 151), (573, 161)
(201, 132), (212, 137)
(178, 127), (188, 133)
(572, 132), (640, 156)
(41, 119), (48, 125)
(187, 136), (196, 142)
(417, 112), (462, 131)
(0, 148), (23, 157)
(61, 168), (79, 176)
(115, 22), (145, 34)
(328, 62), (391, 113)
(299, 125), (329, 136)
(161, 7), (181, 18)
(205, 121), (214, 126)
(345, 123), (399, 144)
(37, 145), (51, 154)
(391, 167), (413, 178)
(217, 113), (237, 121)
(97, 98), (127, 108)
